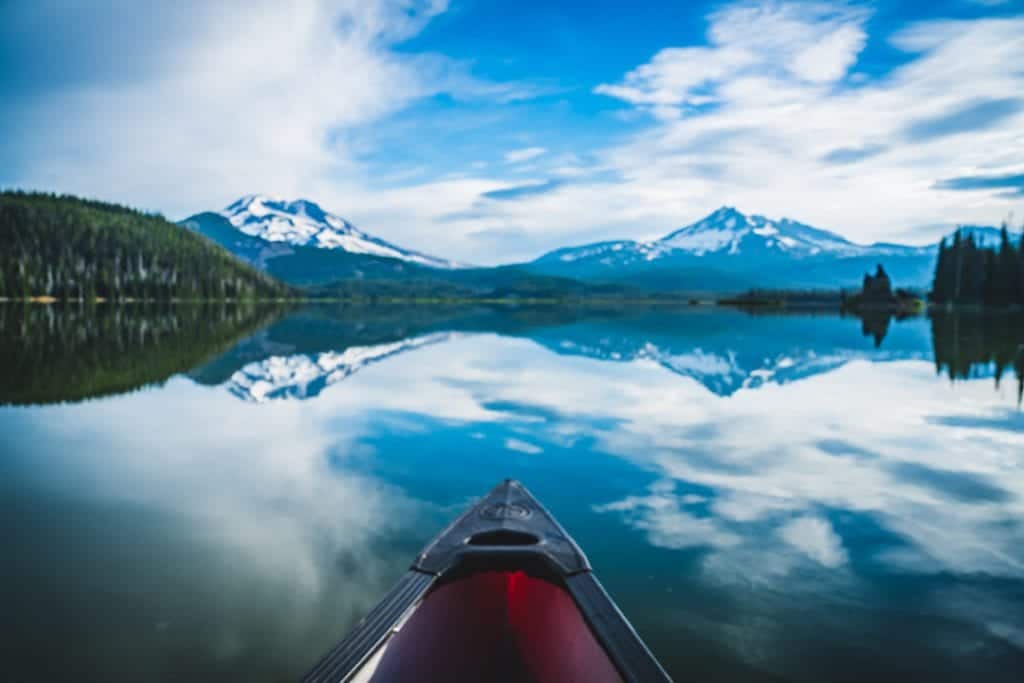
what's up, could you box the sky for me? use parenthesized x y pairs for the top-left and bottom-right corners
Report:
(1, 0), (1023, 264)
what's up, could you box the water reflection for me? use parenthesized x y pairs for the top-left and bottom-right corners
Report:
(1, 380), (432, 681)
(931, 311), (1024, 403)
(0, 302), (285, 405)
(1, 305), (1023, 681)
(4, 304), (1021, 406)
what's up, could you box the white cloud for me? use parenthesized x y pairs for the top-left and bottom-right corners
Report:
(594, 2), (869, 106)
(504, 146), (548, 164)
(1, 0), (499, 221)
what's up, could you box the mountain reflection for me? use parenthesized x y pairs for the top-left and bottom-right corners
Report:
(2, 304), (1022, 404)
(188, 306), (938, 401)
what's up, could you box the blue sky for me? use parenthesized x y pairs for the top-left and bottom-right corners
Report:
(1, 0), (1022, 264)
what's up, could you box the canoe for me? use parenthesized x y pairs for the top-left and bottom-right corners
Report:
(303, 479), (672, 683)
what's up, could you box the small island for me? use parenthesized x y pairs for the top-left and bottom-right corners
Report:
(840, 264), (924, 314)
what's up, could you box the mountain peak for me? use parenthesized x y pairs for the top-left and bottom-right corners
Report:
(711, 205), (743, 217)
(219, 195), (459, 269)
(657, 206), (856, 256)
(227, 195), (327, 221)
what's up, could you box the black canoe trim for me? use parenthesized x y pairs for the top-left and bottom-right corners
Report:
(302, 479), (672, 683)
(302, 571), (434, 683)
(568, 572), (673, 683)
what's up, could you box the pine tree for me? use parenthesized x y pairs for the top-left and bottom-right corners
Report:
(1017, 228), (1024, 306)
(933, 237), (950, 303)
(982, 249), (998, 305)
(951, 229), (964, 302)
(995, 225), (1016, 307)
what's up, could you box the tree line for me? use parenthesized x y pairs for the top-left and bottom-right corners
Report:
(0, 191), (292, 300)
(932, 227), (1024, 306)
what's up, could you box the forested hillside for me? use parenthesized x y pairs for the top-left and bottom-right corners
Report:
(0, 192), (291, 300)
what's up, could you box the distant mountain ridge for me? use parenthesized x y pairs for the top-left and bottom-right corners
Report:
(183, 196), (1000, 294)
(183, 196), (645, 296)
(527, 207), (954, 291)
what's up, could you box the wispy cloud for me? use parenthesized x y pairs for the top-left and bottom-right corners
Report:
(481, 179), (564, 201)
(933, 171), (1024, 192)
(902, 98), (1023, 142)
(821, 144), (888, 164)
(503, 146), (548, 164)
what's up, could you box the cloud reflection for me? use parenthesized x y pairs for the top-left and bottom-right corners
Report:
(0, 381), (431, 679)
(189, 326), (1024, 584)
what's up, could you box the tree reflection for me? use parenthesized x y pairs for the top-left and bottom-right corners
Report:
(858, 311), (892, 348)
(930, 311), (1024, 405)
(0, 302), (287, 405)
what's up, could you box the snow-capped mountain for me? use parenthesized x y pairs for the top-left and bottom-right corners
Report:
(538, 207), (929, 267)
(529, 206), (938, 290)
(221, 195), (460, 269)
(659, 207), (874, 256)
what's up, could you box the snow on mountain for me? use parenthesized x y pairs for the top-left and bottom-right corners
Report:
(658, 207), (860, 256)
(226, 333), (455, 402)
(542, 206), (930, 267)
(221, 195), (461, 269)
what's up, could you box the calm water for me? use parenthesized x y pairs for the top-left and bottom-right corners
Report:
(2, 304), (1023, 682)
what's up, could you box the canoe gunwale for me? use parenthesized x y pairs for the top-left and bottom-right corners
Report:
(302, 570), (435, 683)
(567, 571), (673, 683)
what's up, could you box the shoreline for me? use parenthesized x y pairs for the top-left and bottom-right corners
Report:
(3, 295), (1023, 313)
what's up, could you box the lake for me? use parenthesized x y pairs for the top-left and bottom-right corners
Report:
(2, 303), (1023, 682)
